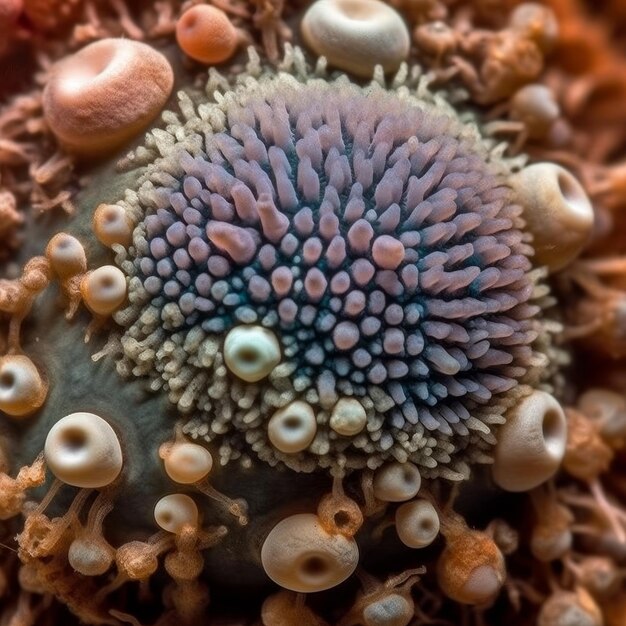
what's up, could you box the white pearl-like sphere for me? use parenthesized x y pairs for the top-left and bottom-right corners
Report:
(373, 462), (422, 502)
(44, 412), (123, 488)
(301, 0), (410, 78)
(223, 325), (281, 382)
(395, 499), (440, 549)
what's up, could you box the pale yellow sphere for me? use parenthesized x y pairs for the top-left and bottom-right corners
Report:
(395, 499), (440, 549)
(223, 325), (281, 382)
(373, 462), (421, 502)
(301, 0), (410, 78)
(45, 232), (87, 279)
(329, 398), (367, 436)
(268, 401), (317, 454)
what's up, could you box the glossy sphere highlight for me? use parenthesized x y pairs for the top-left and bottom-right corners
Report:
(0, 355), (48, 417)
(492, 390), (567, 492)
(42, 39), (173, 155)
(261, 513), (359, 592)
(512, 163), (593, 272)
(44, 412), (123, 488)
(154, 494), (199, 533)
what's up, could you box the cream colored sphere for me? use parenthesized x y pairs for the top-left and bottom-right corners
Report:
(492, 390), (567, 492)
(268, 401), (317, 454)
(373, 462), (422, 502)
(301, 0), (410, 78)
(154, 494), (199, 534)
(395, 499), (440, 549)
(93, 204), (134, 248)
(81, 265), (127, 316)
(163, 442), (213, 484)
(329, 398), (367, 436)
(45, 232), (87, 278)
(511, 162), (593, 272)
(261, 513), (359, 592)
(0, 355), (48, 418)
(223, 325), (281, 382)
(44, 412), (123, 488)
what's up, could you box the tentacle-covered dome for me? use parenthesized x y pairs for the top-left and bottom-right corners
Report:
(114, 62), (547, 477)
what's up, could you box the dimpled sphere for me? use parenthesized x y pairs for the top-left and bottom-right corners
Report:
(42, 39), (173, 155)
(116, 77), (539, 477)
(301, 0), (410, 77)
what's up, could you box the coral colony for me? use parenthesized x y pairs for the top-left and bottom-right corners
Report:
(1, 0), (626, 625)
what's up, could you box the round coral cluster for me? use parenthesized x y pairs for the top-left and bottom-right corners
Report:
(114, 72), (545, 476)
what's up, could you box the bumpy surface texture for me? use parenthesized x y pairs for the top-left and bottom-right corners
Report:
(114, 71), (543, 477)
